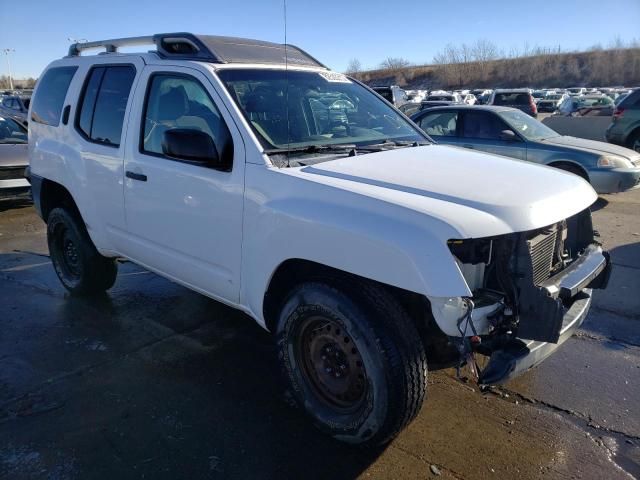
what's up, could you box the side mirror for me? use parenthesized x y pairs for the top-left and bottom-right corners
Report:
(500, 130), (518, 142)
(162, 128), (224, 169)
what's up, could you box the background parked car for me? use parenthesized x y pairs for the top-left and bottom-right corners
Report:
(567, 87), (586, 96)
(372, 85), (409, 107)
(0, 116), (29, 198)
(537, 93), (569, 112)
(425, 92), (463, 103)
(489, 89), (537, 117)
(607, 88), (640, 153)
(0, 95), (30, 127)
(411, 105), (640, 193)
(557, 94), (614, 116)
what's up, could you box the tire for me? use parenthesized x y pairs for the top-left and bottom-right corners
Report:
(47, 207), (117, 295)
(553, 163), (588, 181)
(628, 130), (640, 153)
(276, 280), (427, 446)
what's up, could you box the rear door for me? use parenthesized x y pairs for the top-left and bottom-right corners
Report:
(121, 65), (245, 303)
(460, 110), (527, 160)
(69, 59), (143, 245)
(414, 109), (460, 146)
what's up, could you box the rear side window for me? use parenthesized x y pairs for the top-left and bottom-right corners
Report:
(621, 90), (640, 109)
(493, 93), (530, 105)
(76, 65), (136, 146)
(31, 66), (77, 126)
(418, 111), (458, 137)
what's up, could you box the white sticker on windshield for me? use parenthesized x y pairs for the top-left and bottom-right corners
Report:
(318, 71), (352, 83)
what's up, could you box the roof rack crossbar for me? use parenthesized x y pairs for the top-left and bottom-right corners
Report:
(68, 35), (156, 57)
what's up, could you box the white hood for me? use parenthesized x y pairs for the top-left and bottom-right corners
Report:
(299, 145), (597, 238)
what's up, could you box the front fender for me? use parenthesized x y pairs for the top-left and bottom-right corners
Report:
(241, 166), (471, 327)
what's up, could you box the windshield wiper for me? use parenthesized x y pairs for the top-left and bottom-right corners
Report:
(265, 144), (357, 155)
(363, 139), (430, 148)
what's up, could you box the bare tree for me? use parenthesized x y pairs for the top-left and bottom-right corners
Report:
(379, 57), (411, 72)
(345, 58), (362, 76)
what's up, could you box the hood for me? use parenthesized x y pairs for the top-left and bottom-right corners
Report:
(298, 145), (597, 238)
(542, 135), (639, 160)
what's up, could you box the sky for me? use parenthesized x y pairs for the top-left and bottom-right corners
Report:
(1, 0), (639, 79)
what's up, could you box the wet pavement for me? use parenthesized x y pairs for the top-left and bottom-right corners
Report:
(0, 190), (639, 480)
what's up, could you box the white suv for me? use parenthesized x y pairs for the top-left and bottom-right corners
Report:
(28, 33), (611, 446)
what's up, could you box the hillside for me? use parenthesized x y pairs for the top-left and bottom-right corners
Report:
(357, 47), (640, 89)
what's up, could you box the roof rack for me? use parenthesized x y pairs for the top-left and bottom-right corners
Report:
(67, 32), (328, 69)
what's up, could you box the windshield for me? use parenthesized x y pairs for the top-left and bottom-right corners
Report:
(427, 95), (453, 101)
(217, 69), (425, 151)
(499, 110), (558, 140)
(576, 96), (613, 107)
(545, 94), (562, 100)
(493, 92), (531, 105)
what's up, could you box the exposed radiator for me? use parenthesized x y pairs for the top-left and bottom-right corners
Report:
(527, 226), (560, 285)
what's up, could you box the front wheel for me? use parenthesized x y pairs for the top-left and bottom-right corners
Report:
(47, 207), (117, 295)
(276, 281), (427, 446)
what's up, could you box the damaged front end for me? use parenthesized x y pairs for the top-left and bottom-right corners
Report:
(444, 208), (611, 386)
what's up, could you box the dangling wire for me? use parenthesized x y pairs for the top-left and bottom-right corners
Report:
(283, 0), (291, 168)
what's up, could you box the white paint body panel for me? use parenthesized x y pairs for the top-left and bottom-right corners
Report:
(29, 53), (597, 336)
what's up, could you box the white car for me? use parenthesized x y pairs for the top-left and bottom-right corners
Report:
(462, 94), (477, 105)
(28, 33), (611, 447)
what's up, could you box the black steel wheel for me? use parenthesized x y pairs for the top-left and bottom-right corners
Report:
(276, 280), (427, 446)
(47, 207), (117, 295)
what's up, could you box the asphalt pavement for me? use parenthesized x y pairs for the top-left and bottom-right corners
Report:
(0, 189), (638, 480)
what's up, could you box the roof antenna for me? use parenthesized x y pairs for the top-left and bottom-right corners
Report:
(283, 0), (291, 168)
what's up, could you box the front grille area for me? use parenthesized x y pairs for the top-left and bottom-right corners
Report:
(527, 225), (561, 285)
(0, 166), (25, 181)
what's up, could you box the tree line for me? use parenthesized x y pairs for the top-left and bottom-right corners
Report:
(0, 75), (37, 90)
(348, 38), (640, 89)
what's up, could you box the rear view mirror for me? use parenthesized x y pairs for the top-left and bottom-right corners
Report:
(162, 128), (225, 169)
(500, 130), (518, 142)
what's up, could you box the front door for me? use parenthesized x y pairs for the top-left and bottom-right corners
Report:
(460, 110), (527, 160)
(122, 66), (245, 303)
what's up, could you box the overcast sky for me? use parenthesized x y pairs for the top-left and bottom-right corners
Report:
(1, 0), (639, 78)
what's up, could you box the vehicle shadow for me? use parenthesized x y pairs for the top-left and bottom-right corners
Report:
(591, 196), (609, 212)
(0, 253), (386, 479)
(0, 195), (32, 213)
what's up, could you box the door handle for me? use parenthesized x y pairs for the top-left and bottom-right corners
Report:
(126, 171), (147, 182)
(463, 144), (475, 149)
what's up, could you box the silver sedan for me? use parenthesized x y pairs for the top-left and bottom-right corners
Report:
(0, 116), (29, 198)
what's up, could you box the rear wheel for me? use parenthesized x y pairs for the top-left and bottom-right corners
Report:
(276, 280), (427, 446)
(47, 207), (117, 295)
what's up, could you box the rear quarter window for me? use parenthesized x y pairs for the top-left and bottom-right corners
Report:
(31, 66), (78, 126)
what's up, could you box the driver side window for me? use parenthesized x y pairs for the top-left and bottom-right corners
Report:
(462, 111), (512, 140)
(141, 73), (233, 165)
(418, 111), (458, 137)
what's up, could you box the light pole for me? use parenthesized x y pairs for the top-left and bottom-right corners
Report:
(67, 37), (88, 44)
(1, 48), (15, 90)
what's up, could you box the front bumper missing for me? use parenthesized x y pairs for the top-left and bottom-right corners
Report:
(478, 244), (611, 386)
(478, 290), (591, 386)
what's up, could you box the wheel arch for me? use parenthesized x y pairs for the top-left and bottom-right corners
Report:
(547, 160), (590, 181)
(35, 177), (82, 222)
(262, 258), (452, 364)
